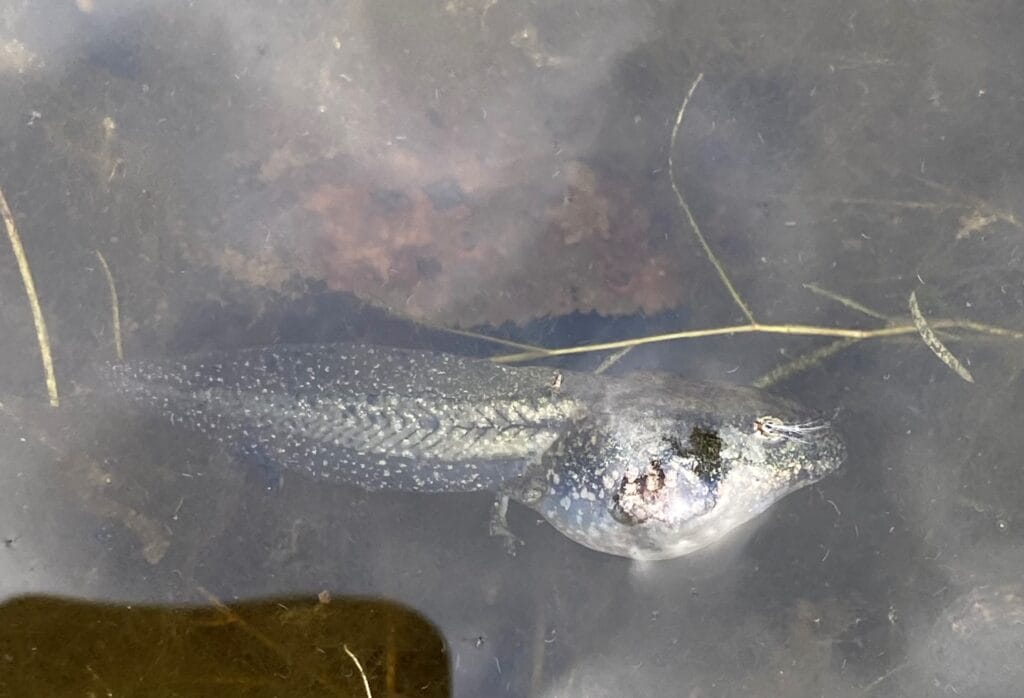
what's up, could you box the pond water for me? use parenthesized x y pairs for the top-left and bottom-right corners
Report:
(1, 1), (1022, 695)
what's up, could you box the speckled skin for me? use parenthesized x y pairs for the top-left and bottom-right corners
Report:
(101, 343), (845, 560)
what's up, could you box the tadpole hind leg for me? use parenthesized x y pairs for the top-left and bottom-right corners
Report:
(488, 494), (522, 556)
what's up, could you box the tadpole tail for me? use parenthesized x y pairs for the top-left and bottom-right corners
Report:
(97, 343), (583, 493)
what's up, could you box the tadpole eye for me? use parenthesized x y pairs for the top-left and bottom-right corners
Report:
(754, 415), (785, 441)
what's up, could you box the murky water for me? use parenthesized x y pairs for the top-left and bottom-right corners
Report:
(1, 1), (1022, 695)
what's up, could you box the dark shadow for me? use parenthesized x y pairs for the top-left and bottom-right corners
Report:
(0, 594), (449, 697)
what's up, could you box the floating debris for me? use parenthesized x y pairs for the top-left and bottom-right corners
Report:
(908, 290), (974, 383)
(0, 186), (59, 406)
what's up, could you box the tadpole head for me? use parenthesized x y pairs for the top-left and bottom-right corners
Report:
(627, 382), (845, 559)
(534, 375), (846, 560)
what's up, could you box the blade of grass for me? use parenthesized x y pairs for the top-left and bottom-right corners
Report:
(0, 186), (59, 406)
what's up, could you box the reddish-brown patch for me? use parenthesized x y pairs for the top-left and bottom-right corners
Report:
(291, 160), (686, 326)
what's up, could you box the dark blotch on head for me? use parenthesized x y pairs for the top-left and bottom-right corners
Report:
(667, 427), (726, 485)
